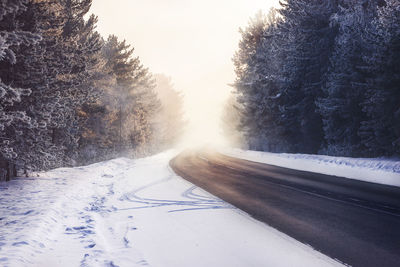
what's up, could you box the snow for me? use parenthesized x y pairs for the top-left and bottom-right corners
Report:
(220, 148), (400, 187)
(0, 150), (343, 267)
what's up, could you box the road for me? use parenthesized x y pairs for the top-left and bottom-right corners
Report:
(170, 149), (400, 267)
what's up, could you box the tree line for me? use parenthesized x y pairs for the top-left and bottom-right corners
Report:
(229, 0), (399, 157)
(0, 0), (185, 180)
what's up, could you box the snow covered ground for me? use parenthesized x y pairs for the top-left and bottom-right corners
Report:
(0, 150), (344, 267)
(220, 148), (400, 187)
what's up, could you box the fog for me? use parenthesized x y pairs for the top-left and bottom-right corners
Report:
(90, 0), (279, 147)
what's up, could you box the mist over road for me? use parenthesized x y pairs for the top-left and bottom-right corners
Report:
(170, 149), (400, 267)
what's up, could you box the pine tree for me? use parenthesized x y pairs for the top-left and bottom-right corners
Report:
(0, 0), (41, 178)
(359, 0), (400, 156)
(277, 0), (337, 153)
(249, 9), (291, 152)
(221, 94), (245, 148)
(51, 0), (103, 164)
(0, 0), (105, 171)
(233, 11), (274, 150)
(100, 35), (159, 157)
(317, 1), (375, 156)
(152, 74), (185, 151)
(7, 1), (66, 170)
(233, 0), (398, 157)
(0, 0), (165, 176)
(234, 2), (337, 153)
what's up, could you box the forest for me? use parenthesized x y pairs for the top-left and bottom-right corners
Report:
(1, 0), (400, 181)
(0, 0), (185, 180)
(226, 0), (400, 158)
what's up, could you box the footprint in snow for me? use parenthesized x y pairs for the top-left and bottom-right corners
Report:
(106, 261), (119, 267)
(123, 237), (130, 248)
(22, 210), (35, 215)
(65, 226), (95, 237)
(85, 243), (96, 248)
(73, 226), (87, 230)
(136, 260), (149, 266)
(12, 241), (29, 247)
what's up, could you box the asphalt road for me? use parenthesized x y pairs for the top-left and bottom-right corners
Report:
(170, 149), (400, 267)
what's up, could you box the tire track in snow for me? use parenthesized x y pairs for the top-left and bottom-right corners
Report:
(119, 175), (235, 213)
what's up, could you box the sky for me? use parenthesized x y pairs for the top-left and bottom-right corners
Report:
(90, 0), (279, 146)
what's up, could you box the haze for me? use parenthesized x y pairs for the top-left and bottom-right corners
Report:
(90, 0), (279, 146)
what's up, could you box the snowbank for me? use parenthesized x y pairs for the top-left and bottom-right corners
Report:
(220, 148), (400, 187)
(0, 150), (343, 267)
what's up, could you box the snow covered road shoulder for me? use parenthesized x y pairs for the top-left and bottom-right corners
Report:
(0, 151), (343, 267)
(220, 148), (400, 187)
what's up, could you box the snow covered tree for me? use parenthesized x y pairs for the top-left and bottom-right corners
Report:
(4, 1), (68, 171)
(50, 0), (103, 164)
(0, 0), (168, 178)
(94, 35), (159, 157)
(234, 0), (398, 157)
(233, 10), (280, 150)
(221, 94), (245, 148)
(0, 0), (106, 172)
(4, 0), (103, 170)
(277, 0), (337, 153)
(359, 0), (400, 156)
(152, 74), (186, 151)
(0, 0), (41, 179)
(317, 1), (376, 156)
(234, 2), (337, 153)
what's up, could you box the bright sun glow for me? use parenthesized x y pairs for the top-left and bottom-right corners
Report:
(90, 0), (280, 147)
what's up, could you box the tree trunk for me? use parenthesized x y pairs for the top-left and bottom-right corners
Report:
(6, 162), (11, 181)
(13, 163), (17, 178)
(6, 161), (15, 181)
